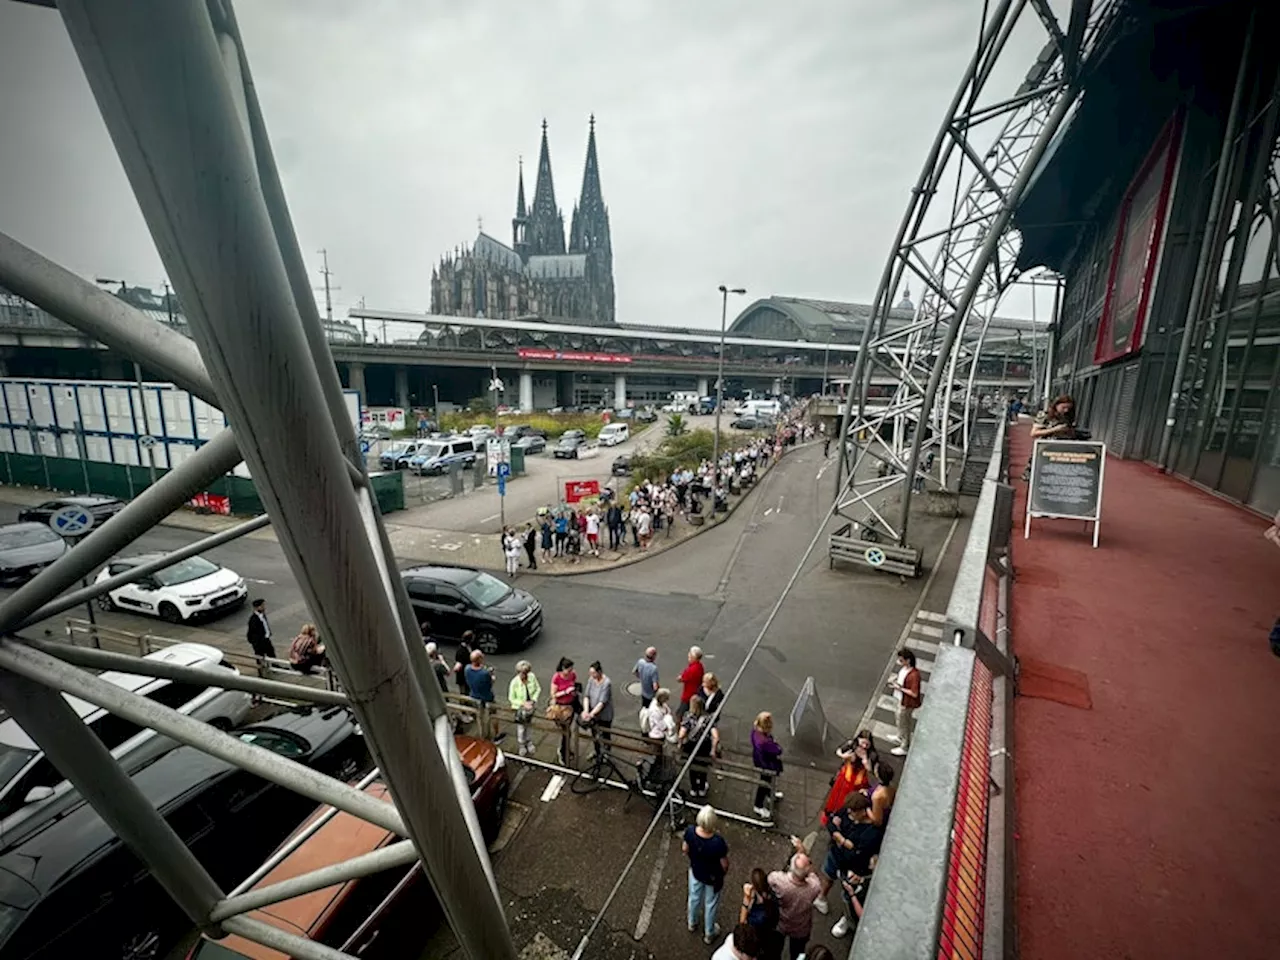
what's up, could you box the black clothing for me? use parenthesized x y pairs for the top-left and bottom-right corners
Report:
(246, 611), (275, 659)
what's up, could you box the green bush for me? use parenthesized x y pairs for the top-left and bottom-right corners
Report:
(626, 428), (748, 489)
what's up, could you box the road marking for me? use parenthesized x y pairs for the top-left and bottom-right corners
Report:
(912, 623), (944, 639)
(480, 513), (501, 523)
(244, 578), (275, 585)
(540, 774), (565, 803)
(764, 508), (774, 516)
(632, 832), (672, 941)
(816, 461), (830, 482)
(918, 610), (948, 623)
(438, 543), (462, 551)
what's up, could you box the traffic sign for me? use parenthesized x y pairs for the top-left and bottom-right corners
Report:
(497, 475), (507, 497)
(496, 462), (511, 479)
(360, 440), (372, 454)
(864, 547), (886, 567)
(50, 505), (95, 537)
(139, 435), (157, 448)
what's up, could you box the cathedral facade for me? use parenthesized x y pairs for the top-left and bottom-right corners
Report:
(430, 118), (616, 326)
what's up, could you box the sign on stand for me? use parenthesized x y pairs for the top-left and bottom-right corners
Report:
(1025, 439), (1106, 547)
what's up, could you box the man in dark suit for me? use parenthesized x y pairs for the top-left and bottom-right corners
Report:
(246, 598), (275, 658)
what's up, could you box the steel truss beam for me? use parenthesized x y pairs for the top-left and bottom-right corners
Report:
(0, 2), (515, 958)
(833, 0), (1115, 550)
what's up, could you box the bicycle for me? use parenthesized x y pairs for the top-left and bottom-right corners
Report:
(570, 731), (690, 834)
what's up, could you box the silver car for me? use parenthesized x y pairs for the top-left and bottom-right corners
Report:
(0, 523), (68, 583)
(0, 642), (252, 852)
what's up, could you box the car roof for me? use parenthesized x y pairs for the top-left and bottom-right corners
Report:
(50, 496), (122, 506)
(400, 564), (479, 585)
(0, 642), (223, 750)
(0, 709), (354, 904)
(0, 522), (61, 535)
(204, 735), (494, 959)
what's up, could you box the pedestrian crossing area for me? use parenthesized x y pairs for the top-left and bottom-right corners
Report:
(860, 608), (945, 745)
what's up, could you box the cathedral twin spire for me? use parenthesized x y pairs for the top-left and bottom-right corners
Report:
(512, 118), (609, 262)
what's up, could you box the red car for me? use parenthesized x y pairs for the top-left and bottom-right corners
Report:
(188, 736), (508, 960)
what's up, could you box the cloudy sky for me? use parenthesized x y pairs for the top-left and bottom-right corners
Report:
(0, 1), (1057, 329)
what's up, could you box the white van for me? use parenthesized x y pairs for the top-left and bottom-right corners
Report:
(598, 423), (630, 447)
(734, 399), (782, 419)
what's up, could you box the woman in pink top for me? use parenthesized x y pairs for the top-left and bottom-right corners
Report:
(549, 657), (577, 764)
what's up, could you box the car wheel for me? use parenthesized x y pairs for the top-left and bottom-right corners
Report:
(476, 630), (501, 655)
(158, 602), (183, 624)
(97, 592), (117, 612)
(485, 780), (509, 843)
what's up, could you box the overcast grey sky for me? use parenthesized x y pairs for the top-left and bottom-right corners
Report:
(0, 1), (1056, 328)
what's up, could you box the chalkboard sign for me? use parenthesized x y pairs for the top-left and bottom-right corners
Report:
(1024, 439), (1107, 547)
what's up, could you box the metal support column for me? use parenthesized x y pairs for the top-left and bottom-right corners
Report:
(52, 4), (514, 956)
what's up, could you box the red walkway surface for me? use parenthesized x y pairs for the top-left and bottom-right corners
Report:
(1010, 424), (1280, 960)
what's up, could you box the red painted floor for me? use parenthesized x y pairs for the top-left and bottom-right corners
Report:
(1010, 424), (1280, 960)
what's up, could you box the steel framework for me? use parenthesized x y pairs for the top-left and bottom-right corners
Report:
(0, 2), (515, 959)
(833, 0), (1119, 551)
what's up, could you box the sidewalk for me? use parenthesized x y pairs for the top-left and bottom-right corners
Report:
(1008, 426), (1280, 960)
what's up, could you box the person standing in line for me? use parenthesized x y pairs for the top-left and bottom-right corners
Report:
(750, 712), (784, 820)
(554, 511), (569, 556)
(887, 648), (922, 756)
(465, 649), (503, 742)
(606, 499), (624, 550)
(767, 852), (822, 959)
(508, 660), (540, 757)
(523, 523), (538, 570)
(503, 528), (521, 577)
(424, 641), (449, 692)
(246, 598), (275, 659)
(739, 867), (782, 960)
(584, 508), (601, 557)
(677, 646), (706, 720)
(711, 923), (762, 960)
(678, 695), (719, 798)
(453, 631), (474, 696)
(548, 656), (578, 765)
(701, 672), (725, 719)
(583, 660), (614, 756)
(539, 514), (554, 565)
(636, 505), (653, 549)
(633, 646), (660, 709)
(683, 805), (730, 946)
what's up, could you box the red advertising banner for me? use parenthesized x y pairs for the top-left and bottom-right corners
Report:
(564, 479), (600, 503)
(518, 348), (632, 364)
(189, 492), (231, 515)
(1094, 113), (1183, 365)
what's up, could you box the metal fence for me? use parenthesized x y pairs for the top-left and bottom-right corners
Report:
(851, 412), (1014, 959)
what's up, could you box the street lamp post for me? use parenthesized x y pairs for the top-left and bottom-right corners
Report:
(712, 285), (746, 476)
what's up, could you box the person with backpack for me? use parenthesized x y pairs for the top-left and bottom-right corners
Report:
(740, 867), (782, 959)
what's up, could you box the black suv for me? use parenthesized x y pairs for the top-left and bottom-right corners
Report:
(506, 424), (548, 439)
(401, 564), (542, 653)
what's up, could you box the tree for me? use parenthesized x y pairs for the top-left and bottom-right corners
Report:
(666, 412), (687, 438)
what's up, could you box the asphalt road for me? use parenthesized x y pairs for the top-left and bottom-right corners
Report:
(0, 436), (962, 763)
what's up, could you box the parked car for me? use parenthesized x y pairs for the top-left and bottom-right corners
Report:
(561, 429), (587, 441)
(598, 423), (630, 447)
(378, 440), (426, 471)
(0, 642), (252, 853)
(611, 455), (632, 477)
(0, 705), (368, 960)
(731, 416), (767, 430)
(514, 435), (546, 455)
(409, 437), (478, 475)
(16, 495), (126, 528)
(505, 424), (548, 439)
(0, 523), (68, 583)
(185, 734), (508, 960)
(553, 436), (585, 459)
(401, 564), (541, 653)
(635, 408), (658, 423)
(93, 553), (247, 623)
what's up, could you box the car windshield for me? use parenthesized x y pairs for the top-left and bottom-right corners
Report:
(0, 742), (37, 790)
(0, 527), (59, 550)
(385, 443), (412, 454)
(458, 571), (511, 608)
(154, 556), (221, 586)
(420, 444), (446, 459)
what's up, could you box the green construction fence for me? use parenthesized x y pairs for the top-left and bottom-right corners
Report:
(0, 451), (404, 516)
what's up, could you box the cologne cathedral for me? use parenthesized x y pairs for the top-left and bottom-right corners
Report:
(430, 118), (616, 326)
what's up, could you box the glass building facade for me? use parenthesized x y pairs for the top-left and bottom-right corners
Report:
(1016, 1), (1280, 517)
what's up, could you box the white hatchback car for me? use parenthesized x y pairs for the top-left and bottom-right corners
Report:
(95, 553), (247, 623)
(0, 642), (251, 851)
